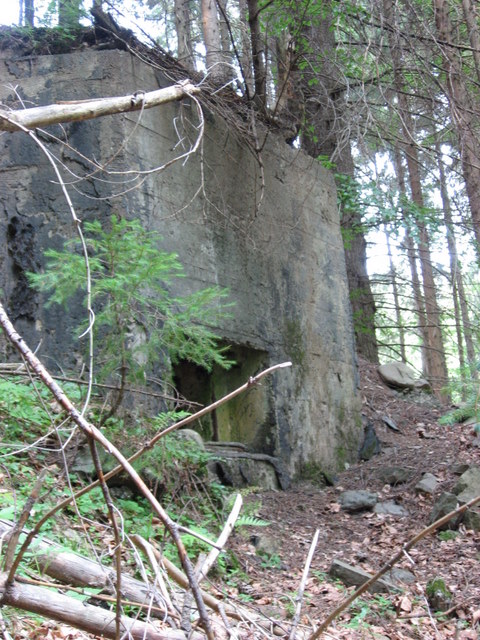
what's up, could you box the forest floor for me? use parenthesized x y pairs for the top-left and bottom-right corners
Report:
(8, 359), (480, 640)
(219, 358), (480, 639)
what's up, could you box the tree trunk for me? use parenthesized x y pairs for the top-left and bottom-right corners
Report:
(24, 0), (34, 26)
(339, 147), (380, 364)
(385, 0), (448, 397)
(201, 0), (224, 80)
(58, 0), (81, 29)
(461, 0), (480, 87)
(384, 225), (406, 363)
(273, 33), (303, 142)
(217, 0), (234, 79)
(392, 146), (429, 375)
(246, 0), (266, 107)
(403, 134), (449, 395)
(237, 0), (254, 97)
(436, 137), (476, 380)
(174, 0), (195, 70)
(433, 0), (480, 256)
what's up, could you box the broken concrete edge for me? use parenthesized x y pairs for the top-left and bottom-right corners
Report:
(328, 559), (401, 594)
(206, 449), (291, 490)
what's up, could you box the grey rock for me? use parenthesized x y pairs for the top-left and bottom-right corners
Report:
(71, 444), (112, 476)
(251, 533), (281, 558)
(378, 362), (431, 391)
(426, 578), (452, 612)
(452, 466), (480, 503)
(359, 421), (381, 461)
(207, 452), (290, 490)
(429, 492), (460, 530)
(415, 473), (438, 495)
(382, 415), (400, 432)
(110, 486), (135, 500)
(205, 441), (247, 453)
(385, 568), (416, 585)
(377, 466), (413, 485)
(339, 490), (378, 513)
(462, 509), (480, 531)
(452, 463), (470, 475)
(374, 501), (408, 517)
(328, 559), (399, 593)
(176, 428), (205, 449)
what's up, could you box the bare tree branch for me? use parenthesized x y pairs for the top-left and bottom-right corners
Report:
(0, 82), (200, 132)
(0, 302), (214, 640)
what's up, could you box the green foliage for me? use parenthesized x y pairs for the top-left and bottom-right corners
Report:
(0, 377), (82, 443)
(0, 378), (54, 439)
(438, 403), (478, 426)
(235, 515), (270, 528)
(336, 172), (364, 221)
(28, 215), (233, 405)
(317, 154), (336, 171)
(259, 552), (282, 569)
(300, 462), (332, 486)
(426, 577), (451, 599)
(345, 594), (395, 629)
(101, 410), (221, 503)
(438, 530), (458, 542)
(41, 0), (86, 30)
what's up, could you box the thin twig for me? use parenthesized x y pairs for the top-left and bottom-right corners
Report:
(0, 608), (13, 640)
(176, 525), (220, 550)
(3, 469), (47, 575)
(289, 529), (320, 640)
(0, 303), (214, 640)
(0, 367), (201, 406)
(196, 493), (243, 582)
(132, 538), (244, 622)
(129, 536), (175, 616)
(88, 439), (123, 640)
(7, 361), (291, 590)
(308, 493), (480, 639)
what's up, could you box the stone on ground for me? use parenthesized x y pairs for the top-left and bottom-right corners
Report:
(378, 362), (430, 391)
(339, 490), (378, 512)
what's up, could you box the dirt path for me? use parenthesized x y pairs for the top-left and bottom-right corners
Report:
(222, 359), (480, 639)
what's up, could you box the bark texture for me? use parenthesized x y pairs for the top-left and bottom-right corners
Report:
(434, 0), (480, 256)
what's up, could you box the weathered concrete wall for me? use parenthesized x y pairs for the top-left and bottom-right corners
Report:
(0, 48), (361, 477)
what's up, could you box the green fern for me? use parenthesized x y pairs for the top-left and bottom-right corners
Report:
(439, 404), (478, 426)
(235, 515), (270, 528)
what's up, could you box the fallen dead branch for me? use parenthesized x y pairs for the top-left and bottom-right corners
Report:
(0, 301), (293, 638)
(0, 301), (213, 638)
(196, 493), (243, 582)
(289, 529), (320, 640)
(2, 470), (47, 572)
(0, 519), (171, 619)
(0, 82), (200, 132)
(0, 572), (197, 640)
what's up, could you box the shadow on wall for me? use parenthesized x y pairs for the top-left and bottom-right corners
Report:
(173, 344), (277, 454)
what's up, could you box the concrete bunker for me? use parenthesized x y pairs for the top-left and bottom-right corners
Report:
(0, 46), (362, 479)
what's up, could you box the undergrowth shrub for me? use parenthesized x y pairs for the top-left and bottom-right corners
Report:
(28, 214), (234, 419)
